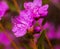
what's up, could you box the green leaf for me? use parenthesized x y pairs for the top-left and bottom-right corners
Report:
(37, 30), (46, 49)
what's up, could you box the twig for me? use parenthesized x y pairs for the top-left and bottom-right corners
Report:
(0, 23), (18, 49)
(42, 41), (44, 49)
(45, 34), (53, 49)
(12, 0), (20, 13)
(40, 29), (53, 49)
(30, 39), (38, 49)
(37, 20), (54, 49)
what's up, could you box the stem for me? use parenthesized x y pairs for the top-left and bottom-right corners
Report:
(12, 0), (20, 13)
(45, 34), (53, 49)
(37, 21), (53, 49)
(0, 23), (18, 49)
(40, 30), (53, 49)
(30, 39), (37, 49)
(42, 41), (44, 49)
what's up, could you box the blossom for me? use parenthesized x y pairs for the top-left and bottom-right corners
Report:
(12, 10), (34, 37)
(34, 26), (41, 33)
(24, 0), (49, 18)
(24, 0), (42, 10)
(0, 1), (9, 20)
(12, 0), (49, 37)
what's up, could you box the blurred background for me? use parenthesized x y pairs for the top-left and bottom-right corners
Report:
(0, 0), (60, 49)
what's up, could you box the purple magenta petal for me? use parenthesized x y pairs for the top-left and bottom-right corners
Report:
(33, 0), (42, 7)
(24, 2), (33, 9)
(12, 10), (33, 37)
(0, 32), (10, 46)
(38, 18), (44, 25)
(0, 1), (9, 20)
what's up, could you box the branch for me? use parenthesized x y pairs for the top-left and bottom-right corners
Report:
(12, 0), (20, 13)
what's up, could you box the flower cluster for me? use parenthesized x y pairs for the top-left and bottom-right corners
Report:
(0, 1), (9, 20)
(12, 0), (49, 37)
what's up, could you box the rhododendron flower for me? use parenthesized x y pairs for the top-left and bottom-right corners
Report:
(24, 0), (42, 10)
(12, 0), (49, 37)
(0, 1), (9, 20)
(12, 10), (34, 37)
(24, 0), (49, 18)
(34, 26), (41, 33)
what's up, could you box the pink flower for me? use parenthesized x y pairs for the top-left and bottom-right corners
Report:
(0, 1), (9, 20)
(12, 0), (49, 37)
(0, 32), (11, 46)
(12, 10), (34, 37)
(24, 0), (49, 18)
(24, 0), (42, 10)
